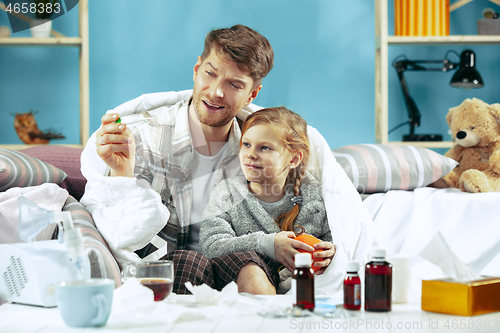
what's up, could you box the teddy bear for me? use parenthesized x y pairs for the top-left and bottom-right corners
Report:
(433, 98), (500, 193)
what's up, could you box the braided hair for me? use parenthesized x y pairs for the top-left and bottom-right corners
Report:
(240, 107), (310, 234)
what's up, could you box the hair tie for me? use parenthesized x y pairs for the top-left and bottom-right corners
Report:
(291, 196), (303, 206)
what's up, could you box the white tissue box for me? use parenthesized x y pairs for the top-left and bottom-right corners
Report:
(421, 277), (500, 316)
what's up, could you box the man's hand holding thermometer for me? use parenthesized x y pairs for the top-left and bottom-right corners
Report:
(96, 113), (136, 177)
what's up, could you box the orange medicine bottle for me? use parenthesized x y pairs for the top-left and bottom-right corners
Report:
(292, 253), (315, 311)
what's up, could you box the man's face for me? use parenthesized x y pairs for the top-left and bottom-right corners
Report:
(192, 49), (261, 128)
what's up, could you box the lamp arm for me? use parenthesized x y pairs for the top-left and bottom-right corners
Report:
(398, 59), (458, 72)
(395, 69), (420, 134)
(389, 52), (465, 141)
(392, 56), (459, 138)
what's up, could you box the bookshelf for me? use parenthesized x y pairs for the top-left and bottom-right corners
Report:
(0, 0), (88, 150)
(375, 0), (500, 148)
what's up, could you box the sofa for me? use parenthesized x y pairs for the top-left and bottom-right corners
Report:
(2, 143), (499, 304)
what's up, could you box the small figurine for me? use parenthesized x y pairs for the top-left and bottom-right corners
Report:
(12, 110), (65, 144)
(483, 8), (499, 19)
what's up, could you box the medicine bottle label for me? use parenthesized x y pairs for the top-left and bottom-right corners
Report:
(354, 284), (361, 306)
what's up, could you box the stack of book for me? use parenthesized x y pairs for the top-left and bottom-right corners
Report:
(395, 0), (450, 36)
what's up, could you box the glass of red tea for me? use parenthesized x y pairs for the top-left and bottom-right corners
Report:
(124, 260), (174, 301)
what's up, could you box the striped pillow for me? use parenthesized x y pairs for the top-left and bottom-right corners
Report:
(332, 144), (458, 194)
(62, 196), (122, 287)
(0, 148), (67, 191)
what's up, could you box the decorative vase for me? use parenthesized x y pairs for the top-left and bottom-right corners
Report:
(0, 25), (11, 38)
(30, 19), (52, 38)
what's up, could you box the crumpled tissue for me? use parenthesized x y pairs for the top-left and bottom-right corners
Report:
(420, 232), (482, 281)
(105, 278), (204, 328)
(185, 281), (238, 305)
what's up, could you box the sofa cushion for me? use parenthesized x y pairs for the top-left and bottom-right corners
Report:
(0, 148), (67, 192)
(332, 144), (458, 194)
(61, 195), (122, 286)
(19, 146), (86, 200)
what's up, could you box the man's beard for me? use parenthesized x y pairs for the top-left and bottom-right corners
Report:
(192, 89), (236, 128)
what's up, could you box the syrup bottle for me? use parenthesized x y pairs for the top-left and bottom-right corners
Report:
(365, 248), (392, 311)
(344, 261), (361, 310)
(293, 252), (315, 311)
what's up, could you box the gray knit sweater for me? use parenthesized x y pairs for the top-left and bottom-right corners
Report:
(200, 176), (332, 259)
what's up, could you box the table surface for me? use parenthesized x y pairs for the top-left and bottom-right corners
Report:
(1, 294), (500, 333)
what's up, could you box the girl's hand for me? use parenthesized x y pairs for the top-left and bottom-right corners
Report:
(312, 242), (336, 275)
(274, 231), (314, 272)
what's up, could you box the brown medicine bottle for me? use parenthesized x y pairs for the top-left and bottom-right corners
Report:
(344, 261), (361, 310)
(365, 248), (392, 312)
(293, 253), (315, 311)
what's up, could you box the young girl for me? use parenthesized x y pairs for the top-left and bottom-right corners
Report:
(199, 107), (335, 292)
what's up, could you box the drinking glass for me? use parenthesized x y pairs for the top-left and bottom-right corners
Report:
(124, 260), (174, 301)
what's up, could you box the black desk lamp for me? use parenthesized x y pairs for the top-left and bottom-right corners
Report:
(392, 50), (484, 142)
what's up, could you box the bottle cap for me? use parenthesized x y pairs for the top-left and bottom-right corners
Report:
(370, 248), (386, 259)
(346, 260), (359, 273)
(295, 253), (312, 267)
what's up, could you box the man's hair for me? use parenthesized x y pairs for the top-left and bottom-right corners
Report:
(201, 24), (274, 82)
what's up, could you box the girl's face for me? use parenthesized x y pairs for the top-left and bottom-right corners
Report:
(239, 123), (302, 192)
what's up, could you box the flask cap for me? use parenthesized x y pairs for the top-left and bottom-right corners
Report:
(346, 260), (359, 273)
(295, 253), (312, 267)
(370, 248), (386, 259)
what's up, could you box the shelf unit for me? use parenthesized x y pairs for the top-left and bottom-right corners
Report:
(0, 0), (88, 150)
(375, 0), (500, 148)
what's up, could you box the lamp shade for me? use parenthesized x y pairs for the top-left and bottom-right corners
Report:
(450, 50), (484, 89)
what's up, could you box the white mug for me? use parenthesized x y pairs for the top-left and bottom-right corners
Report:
(387, 255), (411, 303)
(56, 278), (115, 327)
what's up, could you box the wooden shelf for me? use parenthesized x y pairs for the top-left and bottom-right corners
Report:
(383, 141), (454, 148)
(386, 35), (500, 46)
(0, 37), (82, 47)
(374, 0), (500, 149)
(0, 0), (88, 149)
